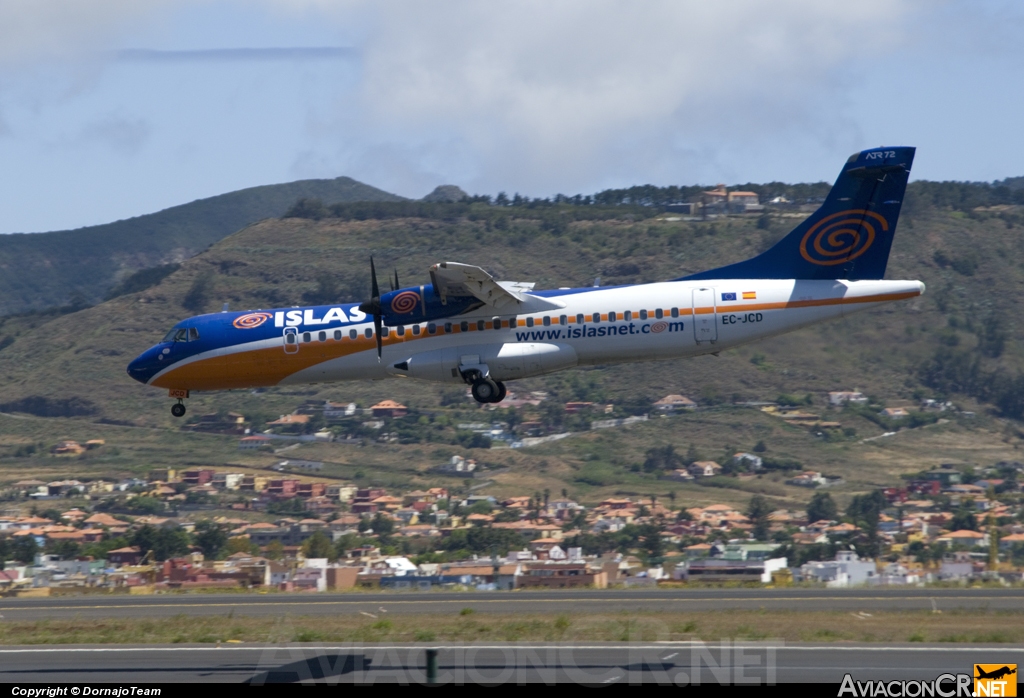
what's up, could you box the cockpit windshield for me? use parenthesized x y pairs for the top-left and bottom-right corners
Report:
(163, 327), (199, 342)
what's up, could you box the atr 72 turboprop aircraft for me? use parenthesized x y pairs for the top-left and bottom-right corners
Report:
(128, 146), (923, 418)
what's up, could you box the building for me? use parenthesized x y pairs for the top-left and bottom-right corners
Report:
(266, 479), (300, 498)
(148, 469), (177, 482)
(239, 435), (272, 450)
(435, 455), (477, 475)
(688, 461), (722, 478)
(296, 482), (326, 498)
(240, 475), (268, 492)
(267, 414), (311, 427)
(107, 546), (143, 566)
(828, 391), (868, 406)
(681, 556), (788, 583)
(323, 402), (357, 419)
(732, 452), (763, 471)
(934, 529), (987, 548)
(326, 484), (358, 502)
(517, 561), (607, 589)
(787, 471), (828, 488)
(182, 469), (215, 486)
(51, 441), (85, 456)
(880, 407), (909, 419)
(798, 550), (877, 587)
(370, 400), (408, 418)
(652, 395), (697, 412)
(212, 473), (244, 490)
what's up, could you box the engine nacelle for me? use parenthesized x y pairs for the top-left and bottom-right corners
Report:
(389, 342), (578, 383)
(378, 284), (481, 326)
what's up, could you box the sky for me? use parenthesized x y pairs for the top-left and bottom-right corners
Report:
(2, 0), (1024, 234)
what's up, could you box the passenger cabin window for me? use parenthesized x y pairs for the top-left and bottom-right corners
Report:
(639, 310), (648, 320)
(412, 325), (421, 336)
(428, 323), (437, 334)
(609, 311), (617, 322)
(477, 320), (485, 331)
(493, 317), (502, 330)
(444, 322), (453, 334)
(671, 307), (679, 318)
(624, 310), (632, 321)
(655, 309), (663, 319)
(318, 331), (326, 342)
(460, 321), (469, 332)
(543, 316), (551, 326)
(559, 315), (567, 325)
(526, 317), (534, 327)
(303, 332), (312, 343)
(334, 330), (341, 340)
(397, 326), (406, 336)
(576, 314), (584, 324)
(592, 313), (600, 323)
(364, 328), (373, 338)
(350, 329), (358, 339)
(286, 333), (296, 345)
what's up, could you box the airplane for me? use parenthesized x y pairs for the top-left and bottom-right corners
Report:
(128, 146), (923, 418)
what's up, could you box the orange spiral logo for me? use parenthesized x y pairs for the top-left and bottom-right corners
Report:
(390, 291), (419, 314)
(650, 321), (668, 333)
(799, 209), (888, 266)
(232, 312), (271, 329)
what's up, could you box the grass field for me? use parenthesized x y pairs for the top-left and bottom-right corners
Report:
(2, 608), (1021, 645)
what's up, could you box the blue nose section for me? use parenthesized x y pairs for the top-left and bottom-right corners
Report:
(127, 345), (169, 385)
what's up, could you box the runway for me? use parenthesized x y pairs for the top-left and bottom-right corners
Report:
(1, 643), (1021, 683)
(2, 588), (1023, 620)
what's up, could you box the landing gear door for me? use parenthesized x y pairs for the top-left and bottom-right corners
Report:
(283, 327), (299, 354)
(692, 288), (718, 344)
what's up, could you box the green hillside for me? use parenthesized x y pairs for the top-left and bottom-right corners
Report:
(0, 176), (405, 315)
(2, 190), (1024, 506)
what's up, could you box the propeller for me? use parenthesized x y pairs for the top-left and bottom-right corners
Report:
(357, 256), (384, 361)
(393, 269), (400, 292)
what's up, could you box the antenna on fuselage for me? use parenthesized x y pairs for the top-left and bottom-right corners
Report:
(593, 277), (600, 288)
(222, 302), (229, 312)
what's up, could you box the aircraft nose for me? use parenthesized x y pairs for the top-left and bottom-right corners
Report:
(127, 346), (166, 385)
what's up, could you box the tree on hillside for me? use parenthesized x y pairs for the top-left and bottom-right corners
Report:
(948, 506), (978, 532)
(194, 521), (227, 559)
(643, 445), (683, 473)
(130, 525), (190, 561)
(806, 492), (838, 524)
(302, 530), (334, 561)
(747, 495), (772, 541)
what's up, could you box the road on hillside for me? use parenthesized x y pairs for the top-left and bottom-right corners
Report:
(2, 587), (1022, 620)
(1, 642), (1021, 683)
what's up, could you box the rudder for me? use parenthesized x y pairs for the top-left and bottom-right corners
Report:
(682, 146), (915, 281)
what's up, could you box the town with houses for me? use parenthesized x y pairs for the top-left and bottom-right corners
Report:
(1, 388), (1021, 596)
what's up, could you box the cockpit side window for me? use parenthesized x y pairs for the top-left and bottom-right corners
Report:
(163, 327), (194, 342)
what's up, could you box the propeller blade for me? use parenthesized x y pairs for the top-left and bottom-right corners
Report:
(393, 269), (400, 292)
(374, 313), (383, 361)
(370, 256), (380, 301)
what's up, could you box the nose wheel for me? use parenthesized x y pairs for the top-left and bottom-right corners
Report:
(171, 401), (186, 418)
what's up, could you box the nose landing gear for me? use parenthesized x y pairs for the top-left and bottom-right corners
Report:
(171, 401), (186, 418)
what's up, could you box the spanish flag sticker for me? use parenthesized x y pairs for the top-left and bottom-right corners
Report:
(742, 291), (757, 300)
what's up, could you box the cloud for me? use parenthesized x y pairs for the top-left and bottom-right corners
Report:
(69, 115), (151, 156)
(293, 0), (920, 194)
(114, 47), (356, 63)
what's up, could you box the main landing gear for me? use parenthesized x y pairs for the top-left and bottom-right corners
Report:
(470, 378), (507, 404)
(171, 400), (186, 418)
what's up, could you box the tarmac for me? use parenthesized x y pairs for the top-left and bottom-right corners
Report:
(1, 642), (1021, 683)
(2, 587), (1023, 620)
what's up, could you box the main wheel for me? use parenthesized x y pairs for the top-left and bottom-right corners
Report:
(171, 403), (186, 418)
(471, 379), (499, 403)
(492, 381), (507, 403)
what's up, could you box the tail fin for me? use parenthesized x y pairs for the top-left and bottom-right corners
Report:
(682, 146), (915, 281)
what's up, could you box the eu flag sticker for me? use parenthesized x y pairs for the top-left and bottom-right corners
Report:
(721, 292), (737, 301)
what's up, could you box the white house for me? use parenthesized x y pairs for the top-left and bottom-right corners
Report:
(799, 550), (877, 587)
(828, 391), (868, 406)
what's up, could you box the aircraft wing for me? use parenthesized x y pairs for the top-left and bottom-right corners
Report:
(429, 262), (564, 312)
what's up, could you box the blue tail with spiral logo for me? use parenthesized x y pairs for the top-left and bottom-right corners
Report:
(680, 146), (915, 281)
